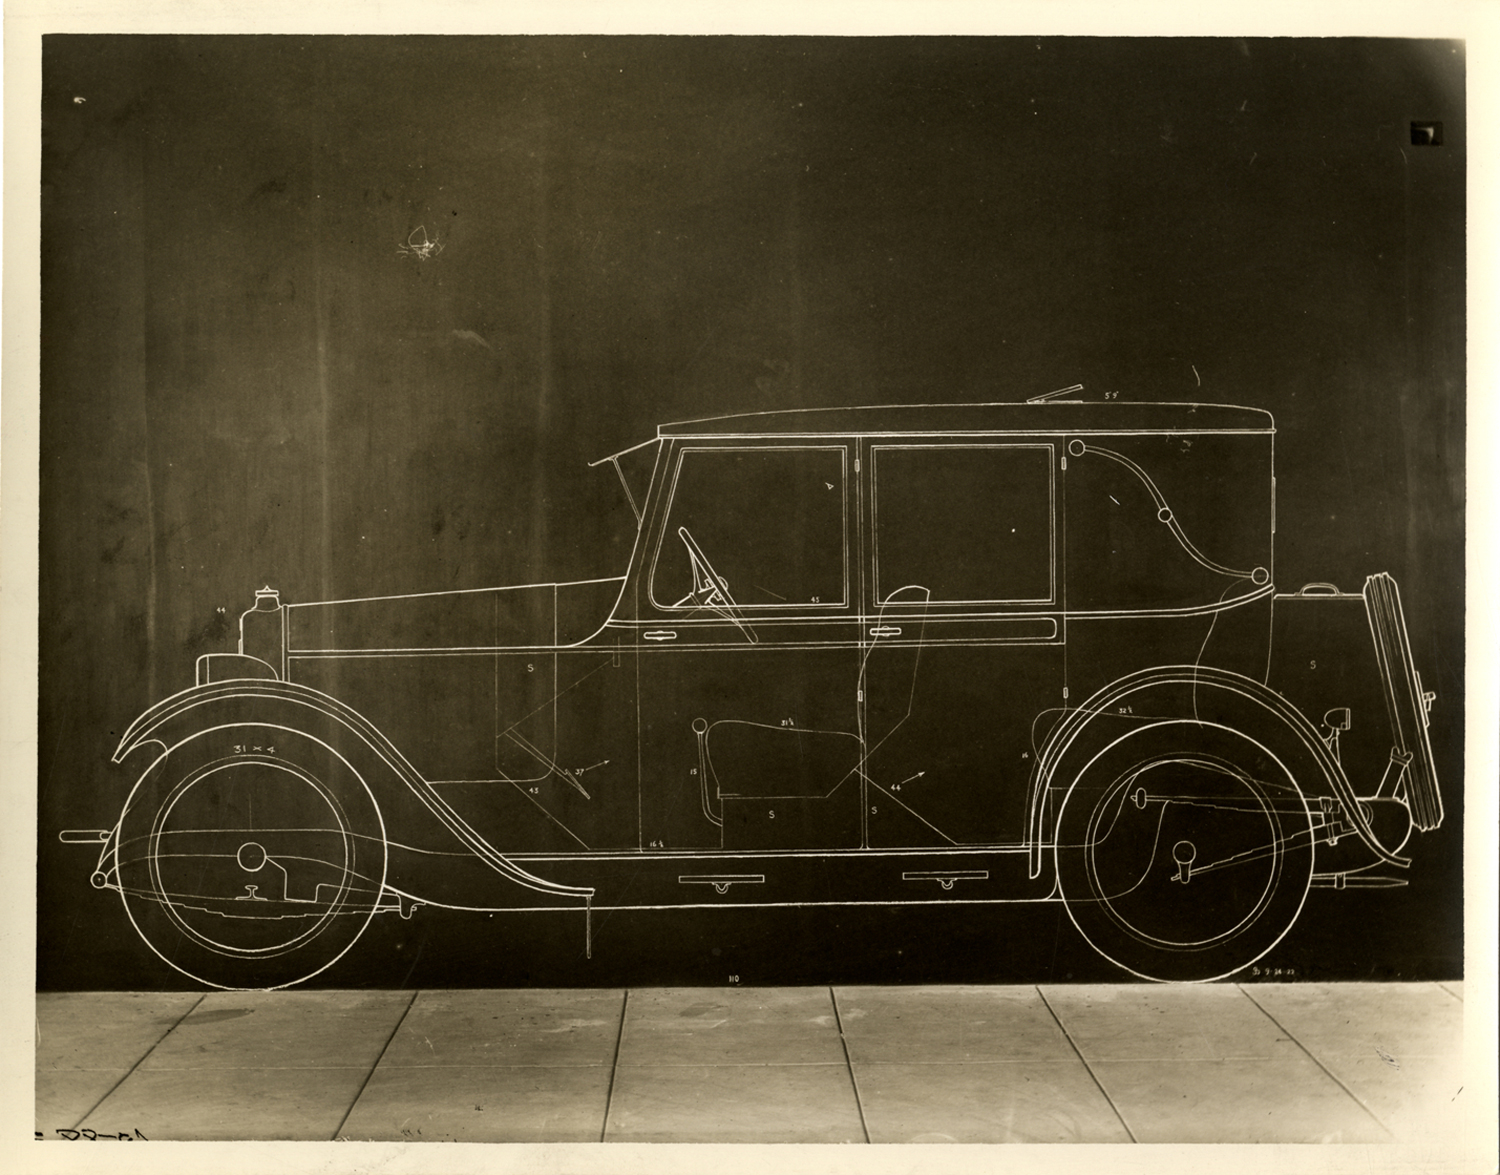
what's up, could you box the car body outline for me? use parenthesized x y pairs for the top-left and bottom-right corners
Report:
(63, 397), (1444, 989)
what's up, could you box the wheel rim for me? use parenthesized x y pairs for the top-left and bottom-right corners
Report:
(147, 755), (358, 959)
(1082, 753), (1286, 952)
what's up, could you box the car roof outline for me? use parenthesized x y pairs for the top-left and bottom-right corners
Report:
(655, 400), (1275, 439)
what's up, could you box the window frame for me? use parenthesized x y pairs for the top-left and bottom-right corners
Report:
(646, 441), (853, 614)
(869, 441), (1058, 608)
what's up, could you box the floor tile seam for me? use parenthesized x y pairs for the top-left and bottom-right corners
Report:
(360, 1061), (613, 1070)
(1235, 984), (1397, 1141)
(599, 989), (629, 1143)
(396, 1023), (623, 1031)
(828, 986), (871, 1145)
(1074, 1062), (1398, 1068)
(1032, 985), (1138, 1144)
(1238, 1047), (1459, 1062)
(332, 988), (421, 1142)
(118, 1064), (394, 1073)
(1079, 1052), (1327, 1064)
(612, 1060), (854, 1069)
(69, 992), (207, 1131)
(624, 1053), (845, 1069)
(36, 992), (213, 1001)
(830, 984), (1046, 992)
(604, 1133), (870, 1145)
(1243, 992), (1463, 1016)
(1035, 983), (1254, 999)
(392, 989), (627, 996)
(1219, 1026), (1461, 1050)
(848, 1057), (1119, 1067)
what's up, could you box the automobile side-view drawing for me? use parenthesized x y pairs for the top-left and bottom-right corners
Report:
(61, 397), (1445, 990)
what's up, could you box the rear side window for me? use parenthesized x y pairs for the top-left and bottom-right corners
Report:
(651, 445), (848, 610)
(872, 444), (1055, 604)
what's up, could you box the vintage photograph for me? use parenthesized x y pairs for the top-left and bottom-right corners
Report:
(21, 26), (1480, 1159)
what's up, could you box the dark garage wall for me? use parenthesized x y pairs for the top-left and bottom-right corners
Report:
(38, 36), (1464, 989)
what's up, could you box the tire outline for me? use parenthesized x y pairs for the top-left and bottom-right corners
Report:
(115, 723), (388, 990)
(1057, 720), (1314, 982)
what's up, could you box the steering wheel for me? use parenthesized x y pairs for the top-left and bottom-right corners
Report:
(674, 526), (744, 612)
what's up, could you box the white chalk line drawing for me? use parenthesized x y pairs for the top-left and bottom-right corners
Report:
(1068, 439), (1269, 585)
(396, 225), (443, 261)
(66, 397), (1444, 988)
(870, 443), (1057, 606)
(649, 444), (851, 616)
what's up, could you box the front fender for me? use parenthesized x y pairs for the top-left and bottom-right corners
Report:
(1024, 665), (1410, 878)
(112, 679), (593, 910)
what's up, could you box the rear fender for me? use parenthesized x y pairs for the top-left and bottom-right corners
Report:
(111, 680), (592, 911)
(1025, 665), (1410, 879)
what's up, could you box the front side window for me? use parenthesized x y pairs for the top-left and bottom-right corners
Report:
(651, 445), (848, 610)
(873, 444), (1055, 604)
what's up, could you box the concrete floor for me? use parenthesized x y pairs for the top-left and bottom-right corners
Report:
(35, 982), (1464, 1145)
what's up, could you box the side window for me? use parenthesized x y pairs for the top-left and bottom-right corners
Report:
(651, 446), (848, 610)
(872, 444), (1054, 604)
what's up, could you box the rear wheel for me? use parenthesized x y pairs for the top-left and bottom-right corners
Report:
(115, 724), (386, 989)
(1056, 721), (1313, 982)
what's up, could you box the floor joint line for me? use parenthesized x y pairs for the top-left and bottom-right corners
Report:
(829, 986), (871, 1144)
(332, 989), (419, 1142)
(67, 993), (207, 1132)
(599, 989), (629, 1142)
(1035, 985), (1138, 1143)
(1235, 984), (1395, 1141)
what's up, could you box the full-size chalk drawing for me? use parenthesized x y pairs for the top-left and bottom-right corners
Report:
(61, 394), (1444, 989)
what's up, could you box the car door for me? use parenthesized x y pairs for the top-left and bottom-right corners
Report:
(628, 438), (865, 852)
(856, 436), (1067, 847)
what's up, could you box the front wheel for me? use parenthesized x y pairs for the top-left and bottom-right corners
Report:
(114, 724), (387, 990)
(1055, 721), (1314, 982)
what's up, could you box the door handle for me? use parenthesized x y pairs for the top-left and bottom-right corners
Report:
(643, 630), (677, 642)
(869, 625), (902, 637)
